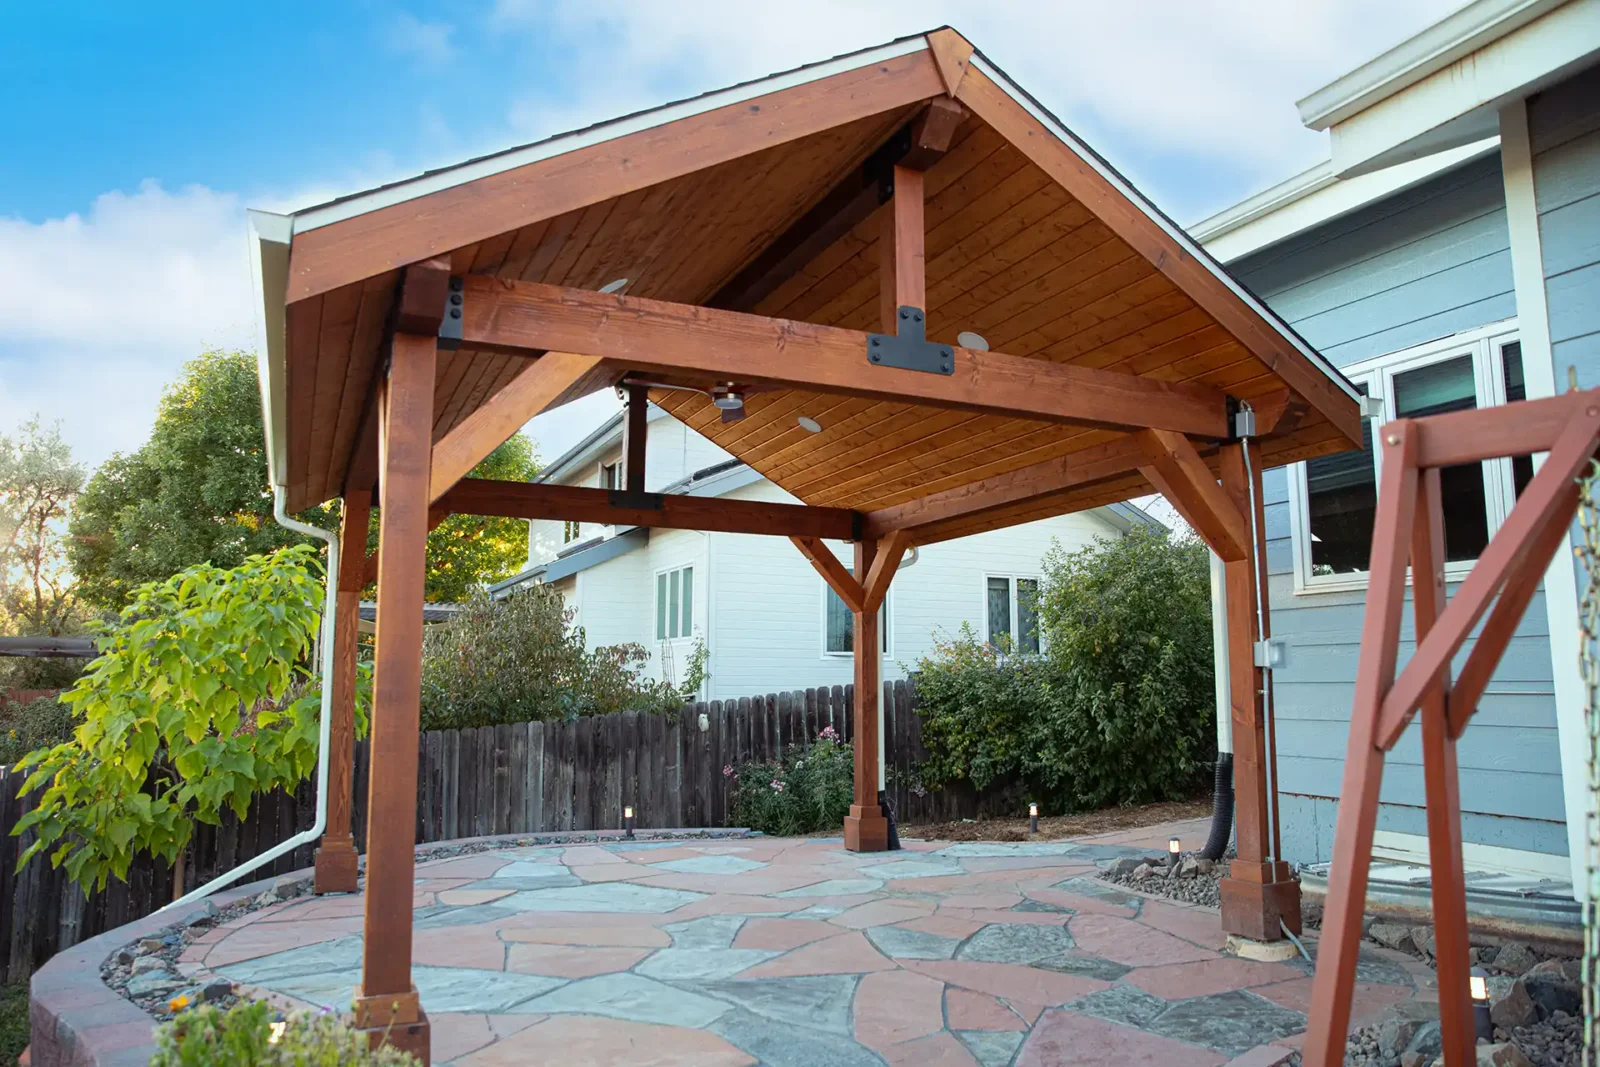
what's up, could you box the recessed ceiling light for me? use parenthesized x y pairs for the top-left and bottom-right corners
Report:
(599, 278), (630, 294)
(957, 331), (989, 351)
(797, 416), (823, 434)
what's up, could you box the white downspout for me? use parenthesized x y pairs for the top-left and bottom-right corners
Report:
(1211, 551), (1233, 757)
(162, 485), (339, 909)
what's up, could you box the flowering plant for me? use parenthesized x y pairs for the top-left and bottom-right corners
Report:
(729, 729), (852, 835)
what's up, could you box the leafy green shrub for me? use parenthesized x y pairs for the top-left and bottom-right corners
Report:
(914, 527), (1215, 813)
(0, 695), (73, 765)
(730, 727), (853, 835)
(13, 545), (368, 892)
(150, 1000), (418, 1066)
(419, 585), (683, 730)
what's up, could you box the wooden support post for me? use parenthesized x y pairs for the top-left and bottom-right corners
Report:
(623, 383), (648, 493)
(843, 536), (888, 852)
(1216, 441), (1300, 942)
(352, 332), (435, 1063)
(880, 164), (926, 326)
(1301, 421), (1419, 1067)
(314, 487), (369, 895)
(1410, 469), (1476, 1065)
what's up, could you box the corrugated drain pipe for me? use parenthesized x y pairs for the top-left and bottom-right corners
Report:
(160, 485), (338, 909)
(1201, 550), (1234, 862)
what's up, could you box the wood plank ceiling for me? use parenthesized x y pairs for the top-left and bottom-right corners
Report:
(283, 104), (1350, 530)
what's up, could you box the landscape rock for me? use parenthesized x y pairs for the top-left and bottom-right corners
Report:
(125, 970), (184, 998)
(1374, 1001), (1439, 1060)
(1104, 857), (1139, 876)
(1368, 922), (1415, 953)
(1177, 855), (1200, 878)
(1520, 967), (1580, 1018)
(1488, 979), (1537, 1030)
(1476, 1042), (1532, 1067)
(1491, 942), (1538, 976)
(272, 874), (305, 895)
(139, 937), (165, 952)
(1400, 1052), (1426, 1067)
(115, 948), (136, 966)
(1404, 1020), (1442, 1061)
(1409, 925), (1435, 959)
(253, 889), (280, 907)
(1195, 857), (1214, 875)
(1131, 863), (1154, 879)
(131, 955), (168, 975)
(202, 978), (233, 1002)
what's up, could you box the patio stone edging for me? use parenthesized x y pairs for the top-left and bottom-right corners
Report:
(26, 827), (753, 1067)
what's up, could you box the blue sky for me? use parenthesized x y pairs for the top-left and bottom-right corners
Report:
(0, 0), (1460, 476)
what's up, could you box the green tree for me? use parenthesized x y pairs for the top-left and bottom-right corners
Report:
(70, 349), (540, 609)
(0, 418), (87, 636)
(13, 545), (369, 893)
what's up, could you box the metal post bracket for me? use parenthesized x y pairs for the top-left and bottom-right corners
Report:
(438, 276), (464, 351)
(867, 307), (953, 375)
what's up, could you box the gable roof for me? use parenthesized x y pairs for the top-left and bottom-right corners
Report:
(253, 27), (1362, 539)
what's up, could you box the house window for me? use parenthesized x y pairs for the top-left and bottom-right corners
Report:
(985, 575), (1041, 654)
(563, 520), (581, 544)
(655, 565), (693, 640)
(823, 572), (889, 655)
(600, 462), (620, 490)
(1291, 322), (1529, 591)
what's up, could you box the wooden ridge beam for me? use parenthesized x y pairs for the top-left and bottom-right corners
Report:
(1137, 429), (1249, 561)
(862, 434), (1149, 538)
(436, 478), (860, 540)
(428, 352), (608, 504)
(791, 536), (864, 613)
(458, 277), (1232, 438)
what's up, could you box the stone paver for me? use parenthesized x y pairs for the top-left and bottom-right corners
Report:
(166, 831), (1436, 1065)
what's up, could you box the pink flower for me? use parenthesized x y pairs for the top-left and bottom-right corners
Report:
(818, 726), (837, 740)
(722, 764), (733, 778)
(770, 779), (785, 792)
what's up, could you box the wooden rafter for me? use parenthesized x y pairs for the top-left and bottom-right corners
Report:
(427, 352), (607, 503)
(458, 278), (1232, 438)
(437, 478), (859, 540)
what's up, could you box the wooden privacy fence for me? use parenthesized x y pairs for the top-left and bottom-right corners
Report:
(0, 678), (973, 980)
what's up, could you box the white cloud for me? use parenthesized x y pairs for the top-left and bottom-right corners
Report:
(382, 12), (457, 70)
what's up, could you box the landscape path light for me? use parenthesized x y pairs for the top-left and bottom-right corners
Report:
(1028, 802), (1039, 835)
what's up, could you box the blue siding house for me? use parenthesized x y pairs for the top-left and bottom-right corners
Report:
(1191, 0), (1600, 897)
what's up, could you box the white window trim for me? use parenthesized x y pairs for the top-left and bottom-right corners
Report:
(1288, 318), (1522, 595)
(982, 573), (1044, 652)
(653, 563), (695, 643)
(818, 566), (892, 660)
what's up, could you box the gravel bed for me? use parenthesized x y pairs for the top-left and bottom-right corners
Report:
(101, 828), (754, 1021)
(1097, 851), (1224, 907)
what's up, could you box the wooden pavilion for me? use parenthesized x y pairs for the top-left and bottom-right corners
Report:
(250, 28), (1364, 1059)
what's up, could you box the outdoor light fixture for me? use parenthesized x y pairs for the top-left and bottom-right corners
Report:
(624, 805), (636, 840)
(797, 416), (823, 433)
(1471, 967), (1492, 1040)
(599, 278), (630, 294)
(1028, 802), (1039, 835)
(956, 330), (989, 350)
(712, 385), (746, 410)
(1168, 837), (1181, 866)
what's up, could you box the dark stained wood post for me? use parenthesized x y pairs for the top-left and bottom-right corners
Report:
(1215, 441), (1301, 942)
(314, 486), (369, 895)
(843, 536), (888, 851)
(623, 382), (648, 493)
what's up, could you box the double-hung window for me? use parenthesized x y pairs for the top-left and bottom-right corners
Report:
(655, 565), (693, 640)
(823, 571), (889, 656)
(1290, 322), (1529, 592)
(985, 575), (1041, 654)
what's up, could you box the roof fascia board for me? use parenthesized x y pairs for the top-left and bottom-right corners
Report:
(249, 209), (293, 488)
(1297, 0), (1568, 130)
(289, 38), (929, 236)
(967, 54), (1362, 408)
(1323, 0), (1600, 177)
(545, 527), (649, 583)
(1194, 137), (1501, 264)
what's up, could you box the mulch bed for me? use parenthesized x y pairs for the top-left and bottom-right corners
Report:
(904, 797), (1211, 842)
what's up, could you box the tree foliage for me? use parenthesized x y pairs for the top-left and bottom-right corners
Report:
(0, 418), (87, 637)
(913, 526), (1216, 813)
(420, 584), (682, 730)
(12, 545), (367, 892)
(69, 348), (540, 610)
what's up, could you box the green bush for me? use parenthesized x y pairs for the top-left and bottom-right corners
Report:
(730, 727), (853, 835)
(419, 585), (683, 731)
(914, 526), (1215, 813)
(150, 1000), (418, 1066)
(0, 695), (73, 765)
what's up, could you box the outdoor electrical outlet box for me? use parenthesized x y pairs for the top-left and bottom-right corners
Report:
(1233, 407), (1257, 439)
(1359, 395), (1385, 419)
(1254, 638), (1286, 669)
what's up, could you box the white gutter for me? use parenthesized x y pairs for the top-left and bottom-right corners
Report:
(163, 486), (339, 908)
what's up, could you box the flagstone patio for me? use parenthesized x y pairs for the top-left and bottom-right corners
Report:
(171, 819), (1436, 1066)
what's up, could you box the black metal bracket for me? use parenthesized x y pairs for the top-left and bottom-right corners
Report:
(438, 276), (464, 351)
(867, 307), (953, 375)
(609, 489), (664, 511)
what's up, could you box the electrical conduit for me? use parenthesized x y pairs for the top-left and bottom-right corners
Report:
(161, 485), (339, 910)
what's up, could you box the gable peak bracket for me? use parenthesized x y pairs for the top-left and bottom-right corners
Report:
(438, 275), (465, 351)
(867, 306), (952, 375)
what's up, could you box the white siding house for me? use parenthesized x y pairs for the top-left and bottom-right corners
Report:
(498, 404), (1155, 701)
